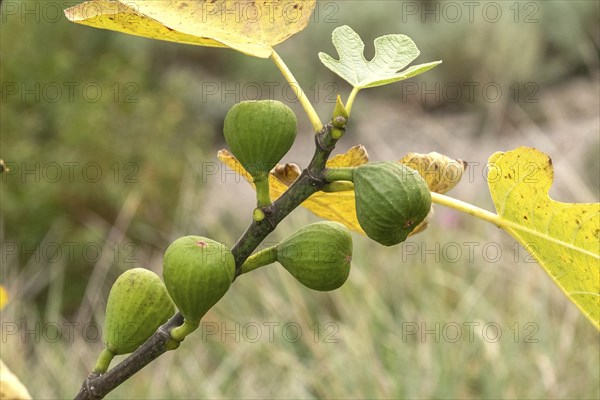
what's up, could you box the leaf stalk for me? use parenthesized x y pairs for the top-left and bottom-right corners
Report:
(270, 50), (323, 132)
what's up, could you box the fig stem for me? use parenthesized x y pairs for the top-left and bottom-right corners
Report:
(170, 319), (201, 342)
(322, 181), (354, 193)
(75, 312), (184, 400)
(252, 208), (266, 222)
(240, 246), (277, 274)
(323, 167), (355, 183)
(254, 176), (272, 208)
(93, 348), (115, 374)
(270, 50), (323, 132)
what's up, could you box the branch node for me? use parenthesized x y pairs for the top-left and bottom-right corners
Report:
(315, 124), (335, 152)
(257, 205), (277, 231)
(305, 168), (321, 184)
(85, 374), (103, 399)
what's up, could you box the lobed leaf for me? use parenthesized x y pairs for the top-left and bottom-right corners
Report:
(318, 25), (441, 89)
(488, 147), (600, 329)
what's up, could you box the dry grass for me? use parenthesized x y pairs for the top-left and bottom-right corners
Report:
(1, 1), (598, 398)
(2, 75), (599, 399)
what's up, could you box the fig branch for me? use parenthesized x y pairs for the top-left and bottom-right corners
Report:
(231, 122), (343, 277)
(74, 313), (183, 400)
(73, 120), (346, 400)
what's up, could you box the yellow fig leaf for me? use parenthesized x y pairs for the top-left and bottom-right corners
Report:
(218, 144), (447, 235)
(0, 360), (32, 400)
(0, 285), (8, 310)
(410, 206), (434, 235)
(218, 148), (290, 202)
(218, 146), (368, 232)
(64, 0), (316, 58)
(218, 149), (253, 181)
(280, 145), (368, 231)
(488, 147), (600, 328)
(298, 187), (364, 233)
(326, 144), (369, 169)
(400, 152), (467, 194)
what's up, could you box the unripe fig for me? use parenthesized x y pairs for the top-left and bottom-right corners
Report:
(276, 221), (352, 291)
(102, 268), (175, 360)
(162, 236), (235, 331)
(223, 100), (297, 180)
(354, 162), (431, 246)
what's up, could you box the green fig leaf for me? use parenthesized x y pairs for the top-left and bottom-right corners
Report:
(318, 25), (441, 89)
(488, 147), (600, 329)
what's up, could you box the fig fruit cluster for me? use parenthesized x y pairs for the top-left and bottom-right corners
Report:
(100, 235), (235, 367)
(96, 98), (431, 377)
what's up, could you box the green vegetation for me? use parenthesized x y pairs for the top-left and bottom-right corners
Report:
(1, 1), (598, 398)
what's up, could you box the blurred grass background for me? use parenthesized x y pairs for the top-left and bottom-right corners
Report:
(1, 0), (599, 398)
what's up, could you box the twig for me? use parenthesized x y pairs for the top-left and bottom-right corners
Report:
(74, 123), (341, 399)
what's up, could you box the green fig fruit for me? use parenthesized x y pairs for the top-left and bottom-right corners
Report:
(223, 100), (297, 180)
(354, 162), (432, 246)
(276, 221), (352, 291)
(100, 268), (175, 370)
(162, 236), (235, 336)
